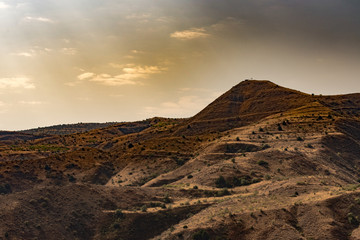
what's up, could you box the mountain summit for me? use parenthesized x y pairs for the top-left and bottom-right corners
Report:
(177, 80), (310, 134)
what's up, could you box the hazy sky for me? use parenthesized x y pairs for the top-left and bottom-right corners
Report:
(0, 0), (359, 130)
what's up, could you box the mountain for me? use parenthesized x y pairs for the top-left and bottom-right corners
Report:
(175, 80), (313, 135)
(1, 80), (360, 240)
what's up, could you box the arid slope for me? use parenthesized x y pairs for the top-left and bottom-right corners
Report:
(1, 80), (360, 240)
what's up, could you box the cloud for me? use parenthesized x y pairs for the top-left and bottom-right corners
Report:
(0, 77), (35, 89)
(210, 17), (243, 31)
(179, 87), (220, 93)
(131, 50), (144, 54)
(77, 72), (95, 80)
(64, 82), (78, 87)
(14, 52), (34, 57)
(122, 65), (166, 75)
(89, 74), (139, 86)
(170, 18), (241, 41)
(61, 48), (77, 55)
(18, 101), (44, 105)
(11, 47), (52, 58)
(24, 16), (54, 23)
(70, 64), (167, 87)
(125, 13), (151, 20)
(170, 28), (210, 40)
(109, 63), (135, 69)
(143, 95), (213, 118)
(0, 2), (9, 9)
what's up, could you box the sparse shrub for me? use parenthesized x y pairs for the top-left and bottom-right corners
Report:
(141, 205), (147, 212)
(114, 209), (124, 219)
(217, 188), (230, 197)
(343, 184), (360, 191)
(257, 160), (269, 167)
(277, 124), (283, 131)
(193, 229), (210, 240)
(347, 212), (359, 225)
(215, 176), (227, 188)
(252, 178), (261, 183)
(297, 136), (304, 141)
(67, 174), (76, 182)
(111, 222), (120, 229)
(306, 143), (313, 148)
(175, 158), (187, 166)
(236, 137), (240, 141)
(259, 127), (264, 132)
(233, 176), (251, 186)
(231, 158), (235, 163)
(291, 191), (299, 197)
(187, 174), (193, 179)
(262, 144), (270, 150)
(193, 185), (198, 189)
(0, 183), (11, 194)
(163, 194), (171, 203)
(264, 174), (271, 180)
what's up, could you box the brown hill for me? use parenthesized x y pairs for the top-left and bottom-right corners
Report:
(175, 80), (313, 135)
(1, 80), (360, 240)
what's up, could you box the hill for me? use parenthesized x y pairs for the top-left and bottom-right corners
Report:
(19, 122), (120, 135)
(1, 80), (360, 240)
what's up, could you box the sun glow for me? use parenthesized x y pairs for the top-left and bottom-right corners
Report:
(0, 0), (359, 130)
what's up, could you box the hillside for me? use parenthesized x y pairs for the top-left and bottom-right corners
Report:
(2, 80), (360, 240)
(19, 122), (120, 135)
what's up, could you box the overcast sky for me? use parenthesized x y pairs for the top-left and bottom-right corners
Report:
(0, 0), (360, 130)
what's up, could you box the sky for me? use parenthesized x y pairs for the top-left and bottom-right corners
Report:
(0, 0), (360, 130)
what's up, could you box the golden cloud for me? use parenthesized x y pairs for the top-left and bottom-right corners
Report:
(73, 65), (167, 87)
(0, 77), (35, 89)
(170, 28), (209, 40)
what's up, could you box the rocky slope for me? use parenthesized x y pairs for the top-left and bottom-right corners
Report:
(1, 80), (360, 240)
